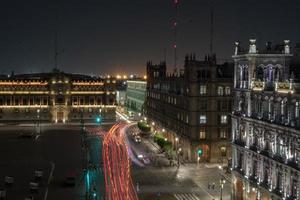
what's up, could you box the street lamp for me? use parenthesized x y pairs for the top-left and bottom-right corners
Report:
(37, 109), (40, 134)
(220, 178), (226, 200)
(175, 137), (179, 167)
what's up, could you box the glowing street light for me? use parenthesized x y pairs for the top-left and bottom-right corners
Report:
(220, 178), (226, 200)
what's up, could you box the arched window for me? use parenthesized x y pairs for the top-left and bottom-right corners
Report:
(256, 66), (264, 81)
(217, 86), (224, 96)
(225, 87), (231, 95)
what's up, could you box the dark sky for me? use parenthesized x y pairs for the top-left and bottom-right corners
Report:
(0, 0), (299, 76)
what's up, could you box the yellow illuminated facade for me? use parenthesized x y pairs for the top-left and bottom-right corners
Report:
(0, 71), (116, 123)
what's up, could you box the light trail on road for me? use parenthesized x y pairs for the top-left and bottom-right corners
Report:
(103, 123), (139, 200)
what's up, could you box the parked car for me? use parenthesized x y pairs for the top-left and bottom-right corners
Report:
(4, 176), (14, 186)
(29, 182), (39, 192)
(0, 190), (6, 199)
(63, 172), (76, 187)
(34, 170), (43, 180)
(24, 196), (34, 200)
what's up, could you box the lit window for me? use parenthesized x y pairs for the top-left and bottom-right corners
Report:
(199, 115), (207, 124)
(221, 115), (227, 124)
(217, 86), (224, 96)
(186, 115), (189, 123)
(225, 87), (231, 95)
(199, 128), (206, 139)
(219, 129), (226, 138)
(200, 85), (207, 95)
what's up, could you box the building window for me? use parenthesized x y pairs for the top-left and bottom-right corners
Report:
(225, 87), (231, 95)
(217, 86), (224, 96)
(199, 115), (207, 124)
(219, 129), (226, 138)
(200, 85), (207, 95)
(199, 128), (206, 139)
(186, 115), (189, 124)
(220, 115), (228, 124)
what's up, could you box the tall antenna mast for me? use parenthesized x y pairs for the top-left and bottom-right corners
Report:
(54, 8), (59, 70)
(209, 5), (214, 56)
(173, 0), (180, 72)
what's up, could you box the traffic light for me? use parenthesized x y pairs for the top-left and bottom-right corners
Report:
(96, 116), (102, 124)
(197, 148), (203, 157)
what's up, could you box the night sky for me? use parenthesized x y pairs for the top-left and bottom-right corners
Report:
(0, 0), (299, 76)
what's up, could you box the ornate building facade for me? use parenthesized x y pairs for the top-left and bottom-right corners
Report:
(231, 39), (300, 199)
(146, 55), (233, 162)
(0, 70), (116, 123)
(125, 79), (146, 114)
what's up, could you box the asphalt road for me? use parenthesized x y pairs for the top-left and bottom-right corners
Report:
(126, 124), (232, 200)
(0, 123), (113, 200)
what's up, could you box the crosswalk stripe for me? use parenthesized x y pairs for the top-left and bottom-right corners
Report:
(174, 193), (200, 200)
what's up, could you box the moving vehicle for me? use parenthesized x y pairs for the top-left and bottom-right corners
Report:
(134, 135), (141, 143)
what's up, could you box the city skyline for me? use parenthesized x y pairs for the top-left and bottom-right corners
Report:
(0, 0), (299, 75)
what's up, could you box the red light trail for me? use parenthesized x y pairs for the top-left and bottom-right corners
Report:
(102, 123), (139, 200)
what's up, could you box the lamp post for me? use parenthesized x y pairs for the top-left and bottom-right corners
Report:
(220, 178), (226, 200)
(37, 109), (40, 135)
(175, 137), (179, 167)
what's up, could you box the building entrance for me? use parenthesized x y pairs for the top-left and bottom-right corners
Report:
(57, 111), (64, 122)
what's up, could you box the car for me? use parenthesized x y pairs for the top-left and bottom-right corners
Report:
(142, 157), (151, 165)
(34, 170), (43, 180)
(24, 196), (34, 200)
(134, 136), (141, 143)
(0, 190), (6, 199)
(29, 182), (39, 192)
(63, 172), (76, 187)
(4, 176), (14, 186)
(64, 177), (76, 187)
(19, 132), (34, 139)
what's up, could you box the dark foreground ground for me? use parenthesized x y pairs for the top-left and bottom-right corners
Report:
(0, 124), (112, 200)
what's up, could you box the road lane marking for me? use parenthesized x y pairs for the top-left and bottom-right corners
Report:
(174, 193), (201, 200)
(44, 161), (55, 200)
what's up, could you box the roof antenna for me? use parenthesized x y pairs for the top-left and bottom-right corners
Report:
(209, 4), (214, 57)
(54, 8), (59, 71)
(173, 0), (180, 73)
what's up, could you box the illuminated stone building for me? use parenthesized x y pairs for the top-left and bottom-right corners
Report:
(231, 39), (300, 200)
(146, 55), (233, 162)
(0, 70), (116, 123)
(125, 79), (146, 114)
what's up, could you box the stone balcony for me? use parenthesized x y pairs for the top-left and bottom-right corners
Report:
(251, 79), (295, 93)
